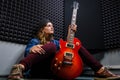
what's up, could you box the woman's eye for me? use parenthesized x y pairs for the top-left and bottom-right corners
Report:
(47, 25), (53, 27)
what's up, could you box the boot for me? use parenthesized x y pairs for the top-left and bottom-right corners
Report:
(95, 67), (120, 79)
(8, 64), (24, 79)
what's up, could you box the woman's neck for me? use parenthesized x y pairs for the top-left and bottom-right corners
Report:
(45, 34), (53, 41)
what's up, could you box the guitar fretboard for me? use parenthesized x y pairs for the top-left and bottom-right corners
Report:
(67, 2), (79, 44)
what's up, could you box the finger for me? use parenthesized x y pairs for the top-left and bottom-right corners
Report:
(72, 25), (77, 31)
(36, 45), (43, 48)
(30, 49), (35, 53)
(34, 48), (43, 54)
(41, 48), (46, 53)
(36, 50), (42, 54)
(36, 45), (45, 54)
(31, 50), (37, 53)
(39, 48), (46, 54)
(39, 51), (44, 54)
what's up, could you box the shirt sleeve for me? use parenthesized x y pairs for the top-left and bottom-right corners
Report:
(24, 38), (40, 57)
(52, 40), (60, 51)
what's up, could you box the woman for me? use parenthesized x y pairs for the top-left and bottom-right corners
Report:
(8, 19), (120, 79)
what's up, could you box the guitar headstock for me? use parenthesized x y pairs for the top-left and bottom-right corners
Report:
(73, 1), (79, 9)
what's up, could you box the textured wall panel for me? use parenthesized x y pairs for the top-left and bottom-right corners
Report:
(65, 0), (104, 49)
(0, 0), (64, 44)
(100, 0), (120, 49)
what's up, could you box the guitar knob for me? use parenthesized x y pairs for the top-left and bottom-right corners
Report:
(76, 42), (80, 46)
(58, 67), (61, 70)
(55, 58), (58, 61)
(54, 64), (57, 67)
(59, 61), (62, 64)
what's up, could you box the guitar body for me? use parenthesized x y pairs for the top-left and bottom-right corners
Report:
(51, 38), (83, 80)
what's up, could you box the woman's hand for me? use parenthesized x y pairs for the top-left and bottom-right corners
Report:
(69, 24), (77, 32)
(67, 24), (77, 41)
(30, 44), (46, 54)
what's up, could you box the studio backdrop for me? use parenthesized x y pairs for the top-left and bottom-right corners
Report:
(0, 0), (120, 50)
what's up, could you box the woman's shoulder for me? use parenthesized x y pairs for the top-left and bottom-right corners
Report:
(29, 38), (40, 43)
(52, 39), (59, 44)
(52, 39), (59, 42)
(31, 38), (39, 41)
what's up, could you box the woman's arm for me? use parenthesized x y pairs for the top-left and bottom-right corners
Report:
(24, 38), (40, 57)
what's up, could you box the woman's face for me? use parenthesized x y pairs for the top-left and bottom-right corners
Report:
(43, 22), (54, 34)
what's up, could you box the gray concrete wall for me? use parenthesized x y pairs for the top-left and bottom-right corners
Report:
(0, 41), (26, 75)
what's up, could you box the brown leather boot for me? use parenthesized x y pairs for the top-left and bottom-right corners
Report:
(8, 64), (24, 79)
(95, 67), (120, 79)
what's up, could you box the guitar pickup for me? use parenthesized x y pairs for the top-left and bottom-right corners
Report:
(63, 52), (74, 65)
(66, 43), (74, 48)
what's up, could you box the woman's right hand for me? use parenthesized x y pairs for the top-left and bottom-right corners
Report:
(30, 44), (46, 54)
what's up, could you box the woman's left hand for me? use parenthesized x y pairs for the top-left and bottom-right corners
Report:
(69, 24), (77, 32)
(30, 44), (46, 54)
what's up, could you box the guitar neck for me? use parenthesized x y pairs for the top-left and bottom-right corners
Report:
(67, 2), (79, 44)
(71, 9), (77, 25)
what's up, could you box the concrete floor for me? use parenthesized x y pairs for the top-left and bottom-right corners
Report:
(0, 77), (94, 80)
(1, 76), (120, 80)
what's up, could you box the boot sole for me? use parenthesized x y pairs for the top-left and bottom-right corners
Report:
(94, 77), (120, 80)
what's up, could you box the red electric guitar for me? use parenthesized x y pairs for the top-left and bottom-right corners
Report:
(51, 1), (83, 80)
